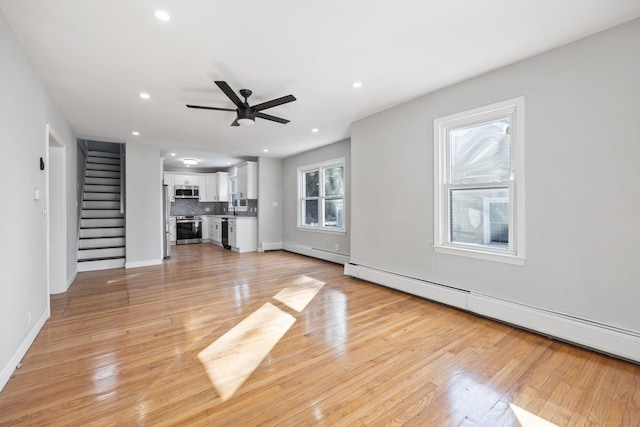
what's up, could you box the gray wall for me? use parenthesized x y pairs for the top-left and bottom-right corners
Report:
(282, 139), (351, 255)
(125, 143), (162, 266)
(0, 10), (77, 389)
(258, 157), (283, 250)
(350, 19), (640, 332)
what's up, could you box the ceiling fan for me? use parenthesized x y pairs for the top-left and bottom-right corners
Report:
(186, 81), (296, 126)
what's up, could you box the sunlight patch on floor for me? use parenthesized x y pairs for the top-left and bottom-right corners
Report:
(510, 403), (558, 427)
(273, 275), (325, 312)
(198, 302), (295, 401)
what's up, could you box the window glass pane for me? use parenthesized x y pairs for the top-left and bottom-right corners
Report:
(324, 166), (344, 197)
(304, 170), (319, 197)
(450, 187), (509, 248)
(450, 119), (510, 184)
(303, 199), (319, 226)
(324, 199), (343, 229)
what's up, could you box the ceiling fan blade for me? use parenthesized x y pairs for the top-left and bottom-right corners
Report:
(256, 112), (290, 124)
(230, 118), (240, 127)
(252, 95), (296, 112)
(215, 81), (245, 109)
(186, 104), (236, 111)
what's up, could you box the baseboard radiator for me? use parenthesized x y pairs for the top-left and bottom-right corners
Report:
(283, 242), (350, 265)
(344, 262), (640, 364)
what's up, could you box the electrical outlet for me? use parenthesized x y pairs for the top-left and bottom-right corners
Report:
(205, 207), (211, 212)
(334, 243), (339, 251)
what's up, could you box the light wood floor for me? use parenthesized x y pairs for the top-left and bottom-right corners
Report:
(1, 244), (639, 426)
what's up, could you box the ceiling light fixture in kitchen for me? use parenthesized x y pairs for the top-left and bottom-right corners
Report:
(312, 128), (319, 133)
(155, 10), (170, 21)
(352, 81), (362, 88)
(140, 92), (150, 100)
(132, 131), (140, 136)
(183, 158), (198, 165)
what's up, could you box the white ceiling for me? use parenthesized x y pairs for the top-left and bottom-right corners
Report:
(2, 1), (639, 169)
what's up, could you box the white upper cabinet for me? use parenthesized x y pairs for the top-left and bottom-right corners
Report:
(205, 172), (229, 202)
(173, 174), (199, 186)
(163, 173), (175, 202)
(237, 161), (257, 199)
(198, 175), (207, 201)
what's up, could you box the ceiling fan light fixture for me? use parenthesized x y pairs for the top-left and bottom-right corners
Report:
(237, 118), (255, 126)
(183, 158), (198, 165)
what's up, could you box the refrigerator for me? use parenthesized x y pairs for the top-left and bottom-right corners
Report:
(162, 184), (171, 258)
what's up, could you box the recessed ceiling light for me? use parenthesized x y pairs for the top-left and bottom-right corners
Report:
(183, 158), (198, 165)
(312, 128), (319, 133)
(263, 149), (269, 153)
(154, 10), (170, 21)
(227, 162), (231, 166)
(132, 131), (140, 136)
(352, 81), (362, 88)
(140, 92), (150, 100)
(170, 153), (176, 156)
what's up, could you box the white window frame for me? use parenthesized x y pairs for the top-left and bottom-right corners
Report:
(433, 97), (526, 265)
(297, 157), (346, 234)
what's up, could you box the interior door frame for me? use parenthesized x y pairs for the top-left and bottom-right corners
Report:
(45, 123), (68, 297)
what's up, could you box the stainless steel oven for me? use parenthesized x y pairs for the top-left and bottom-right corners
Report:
(176, 215), (202, 244)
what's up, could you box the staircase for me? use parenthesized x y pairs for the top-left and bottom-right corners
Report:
(77, 150), (126, 272)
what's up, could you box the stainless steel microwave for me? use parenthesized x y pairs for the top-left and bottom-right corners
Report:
(174, 185), (199, 199)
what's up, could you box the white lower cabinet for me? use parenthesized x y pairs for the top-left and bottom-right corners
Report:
(169, 217), (176, 242)
(228, 217), (257, 253)
(211, 217), (222, 245)
(202, 216), (209, 240)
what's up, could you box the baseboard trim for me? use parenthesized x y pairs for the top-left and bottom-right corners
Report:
(283, 242), (350, 265)
(125, 259), (162, 269)
(0, 308), (49, 392)
(66, 270), (78, 291)
(260, 241), (283, 252)
(344, 263), (640, 363)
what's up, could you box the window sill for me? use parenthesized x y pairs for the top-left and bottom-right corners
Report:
(297, 226), (346, 236)
(433, 244), (525, 265)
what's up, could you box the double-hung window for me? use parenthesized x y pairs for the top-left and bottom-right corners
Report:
(433, 97), (525, 264)
(298, 158), (345, 233)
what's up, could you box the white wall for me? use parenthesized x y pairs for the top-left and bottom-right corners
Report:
(0, 10), (77, 390)
(125, 143), (163, 268)
(282, 139), (350, 262)
(257, 157), (283, 251)
(350, 20), (640, 337)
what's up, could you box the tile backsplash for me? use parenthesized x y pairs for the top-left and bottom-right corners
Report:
(170, 199), (257, 217)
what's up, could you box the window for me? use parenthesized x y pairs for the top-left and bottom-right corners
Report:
(298, 158), (345, 233)
(433, 97), (525, 264)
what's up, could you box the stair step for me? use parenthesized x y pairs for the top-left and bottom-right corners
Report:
(77, 258), (125, 272)
(84, 192), (120, 201)
(86, 170), (120, 178)
(87, 156), (120, 165)
(82, 200), (120, 210)
(78, 247), (125, 260)
(81, 218), (125, 228)
(79, 227), (125, 238)
(86, 163), (120, 172)
(86, 177), (120, 186)
(88, 151), (120, 159)
(79, 237), (126, 249)
(82, 209), (123, 219)
(85, 184), (120, 193)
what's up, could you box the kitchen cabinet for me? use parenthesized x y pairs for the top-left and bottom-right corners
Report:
(237, 161), (257, 199)
(205, 172), (229, 202)
(168, 217), (176, 242)
(202, 216), (209, 240)
(211, 217), (222, 245)
(163, 173), (175, 202)
(228, 217), (257, 253)
(173, 174), (199, 186)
